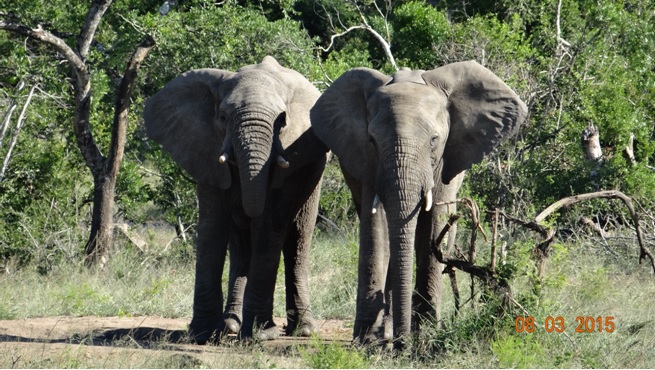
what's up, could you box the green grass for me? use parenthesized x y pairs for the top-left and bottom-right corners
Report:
(0, 247), (194, 318)
(1, 224), (654, 368)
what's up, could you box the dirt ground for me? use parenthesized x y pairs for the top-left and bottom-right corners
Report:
(0, 316), (353, 368)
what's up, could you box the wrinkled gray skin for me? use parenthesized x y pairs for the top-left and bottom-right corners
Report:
(144, 56), (328, 343)
(311, 61), (527, 347)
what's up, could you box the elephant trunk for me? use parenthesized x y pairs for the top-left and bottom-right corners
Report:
(233, 117), (274, 218)
(381, 140), (430, 343)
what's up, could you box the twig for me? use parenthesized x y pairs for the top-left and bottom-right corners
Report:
(445, 266), (460, 317)
(491, 208), (499, 272)
(579, 216), (618, 257)
(432, 214), (461, 261)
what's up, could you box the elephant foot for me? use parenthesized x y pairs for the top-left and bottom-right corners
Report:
(254, 320), (281, 341)
(285, 313), (318, 337)
(223, 315), (241, 335)
(189, 320), (221, 345)
(383, 313), (393, 341)
(353, 319), (389, 347)
(240, 313), (280, 341)
(412, 294), (439, 331)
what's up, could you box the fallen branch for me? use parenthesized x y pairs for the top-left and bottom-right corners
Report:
(490, 190), (655, 276)
(535, 190), (653, 272)
(432, 213), (510, 304)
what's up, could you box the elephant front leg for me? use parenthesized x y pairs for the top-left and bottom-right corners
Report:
(353, 188), (390, 345)
(240, 216), (286, 341)
(223, 230), (251, 335)
(282, 183), (321, 337)
(189, 184), (230, 344)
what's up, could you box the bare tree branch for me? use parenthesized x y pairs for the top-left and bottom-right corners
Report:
(534, 190), (653, 271)
(0, 14), (105, 174)
(0, 84), (37, 181)
(0, 103), (17, 152)
(107, 35), (156, 179)
(78, 0), (113, 57)
(487, 190), (655, 276)
(359, 15), (397, 70)
(0, 20), (87, 76)
(318, 24), (368, 53)
(317, 2), (398, 71)
(555, 0), (571, 54)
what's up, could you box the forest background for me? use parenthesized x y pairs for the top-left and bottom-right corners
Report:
(0, 0), (654, 368)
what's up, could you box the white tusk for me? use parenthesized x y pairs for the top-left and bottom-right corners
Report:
(277, 155), (290, 169)
(218, 153), (229, 164)
(425, 190), (433, 212)
(372, 194), (381, 215)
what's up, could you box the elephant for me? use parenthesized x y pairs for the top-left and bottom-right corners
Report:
(143, 56), (328, 343)
(310, 61), (528, 347)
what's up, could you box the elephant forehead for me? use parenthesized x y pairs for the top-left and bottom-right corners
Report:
(372, 83), (445, 113)
(223, 72), (287, 99)
(387, 68), (427, 85)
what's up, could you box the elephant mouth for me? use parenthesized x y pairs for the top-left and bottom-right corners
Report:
(372, 189), (433, 214)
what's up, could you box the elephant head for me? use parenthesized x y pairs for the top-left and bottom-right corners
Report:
(311, 61), (527, 343)
(143, 56), (321, 218)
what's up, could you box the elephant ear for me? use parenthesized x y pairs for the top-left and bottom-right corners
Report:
(422, 60), (528, 184)
(310, 68), (391, 182)
(144, 69), (235, 188)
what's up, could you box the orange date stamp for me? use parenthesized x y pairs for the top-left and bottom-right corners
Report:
(515, 316), (615, 333)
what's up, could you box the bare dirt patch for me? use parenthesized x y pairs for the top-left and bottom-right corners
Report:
(0, 316), (353, 368)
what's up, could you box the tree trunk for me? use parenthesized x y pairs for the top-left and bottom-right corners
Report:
(581, 121), (602, 161)
(85, 174), (116, 267)
(84, 35), (155, 267)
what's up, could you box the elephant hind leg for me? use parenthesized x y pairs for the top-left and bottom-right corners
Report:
(412, 207), (446, 331)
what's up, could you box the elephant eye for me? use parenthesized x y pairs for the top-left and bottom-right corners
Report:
(430, 134), (439, 148)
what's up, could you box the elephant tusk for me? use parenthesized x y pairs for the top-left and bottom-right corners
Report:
(276, 155), (290, 169)
(372, 194), (381, 214)
(425, 190), (433, 212)
(218, 153), (229, 164)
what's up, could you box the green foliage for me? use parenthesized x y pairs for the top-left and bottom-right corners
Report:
(301, 337), (369, 369)
(391, 1), (451, 69)
(318, 159), (357, 228)
(491, 333), (550, 368)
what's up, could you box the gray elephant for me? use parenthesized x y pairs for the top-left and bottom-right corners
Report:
(143, 56), (328, 343)
(310, 61), (527, 347)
